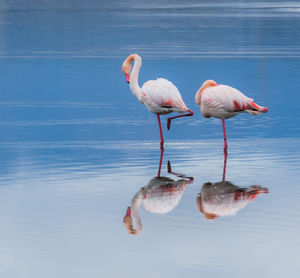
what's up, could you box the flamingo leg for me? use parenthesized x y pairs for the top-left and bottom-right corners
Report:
(222, 149), (228, 182)
(168, 160), (194, 183)
(157, 114), (164, 148)
(167, 109), (193, 130)
(222, 119), (228, 156)
(157, 146), (164, 178)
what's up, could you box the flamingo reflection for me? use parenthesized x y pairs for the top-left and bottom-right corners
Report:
(196, 153), (268, 220)
(123, 149), (193, 235)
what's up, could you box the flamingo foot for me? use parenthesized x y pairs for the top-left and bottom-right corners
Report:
(167, 160), (171, 173)
(125, 207), (131, 217)
(167, 118), (171, 130)
(167, 109), (193, 130)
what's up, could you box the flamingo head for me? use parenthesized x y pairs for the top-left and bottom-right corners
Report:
(122, 54), (142, 84)
(203, 80), (218, 87)
(124, 74), (130, 83)
(196, 195), (218, 220)
(122, 64), (131, 84)
(195, 80), (218, 105)
(123, 207), (140, 235)
(122, 57), (132, 83)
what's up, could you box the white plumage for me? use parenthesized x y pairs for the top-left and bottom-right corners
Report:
(198, 182), (268, 218)
(141, 78), (187, 114)
(141, 177), (187, 214)
(196, 81), (268, 119)
(202, 85), (253, 118)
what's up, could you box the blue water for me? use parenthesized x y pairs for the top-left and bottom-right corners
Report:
(0, 1), (300, 277)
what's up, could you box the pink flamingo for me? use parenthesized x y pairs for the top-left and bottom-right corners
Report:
(122, 54), (193, 148)
(196, 181), (269, 220)
(195, 80), (268, 155)
(196, 155), (268, 220)
(123, 153), (193, 235)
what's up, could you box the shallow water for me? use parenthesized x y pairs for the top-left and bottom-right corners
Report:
(0, 1), (300, 277)
(0, 139), (300, 277)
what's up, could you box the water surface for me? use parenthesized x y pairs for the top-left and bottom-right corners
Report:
(0, 139), (300, 277)
(0, 1), (300, 277)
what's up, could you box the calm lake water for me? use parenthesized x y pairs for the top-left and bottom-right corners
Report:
(0, 1), (300, 277)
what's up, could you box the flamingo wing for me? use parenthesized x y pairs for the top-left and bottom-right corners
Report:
(202, 85), (254, 113)
(141, 78), (187, 111)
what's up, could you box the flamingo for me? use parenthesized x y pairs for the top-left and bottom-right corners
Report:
(122, 54), (193, 148)
(123, 148), (193, 235)
(195, 80), (268, 155)
(196, 156), (268, 220)
(123, 163), (193, 235)
(196, 181), (269, 220)
(123, 176), (190, 235)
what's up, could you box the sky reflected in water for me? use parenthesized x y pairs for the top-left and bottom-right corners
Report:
(0, 0), (300, 277)
(0, 139), (300, 277)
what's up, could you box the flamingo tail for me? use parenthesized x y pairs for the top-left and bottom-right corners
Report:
(249, 101), (268, 113)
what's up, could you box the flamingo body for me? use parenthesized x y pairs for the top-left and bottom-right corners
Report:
(141, 78), (188, 115)
(136, 177), (188, 214)
(198, 182), (268, 219)
(195, 80), (268, 119)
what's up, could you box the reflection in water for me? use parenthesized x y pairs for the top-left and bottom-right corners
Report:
(197, 154), (268, 220)
(123, 149), (193, 235)
(197, 182), (268, 220)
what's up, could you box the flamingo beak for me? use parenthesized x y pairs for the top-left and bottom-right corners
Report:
(125, 74), (130, 83)
(125, 207), (131, 217)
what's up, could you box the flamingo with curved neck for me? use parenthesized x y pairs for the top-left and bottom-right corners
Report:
(123, 151), (193, 235)
(123, 167), (193, 235)
(122, 54), (193, 148)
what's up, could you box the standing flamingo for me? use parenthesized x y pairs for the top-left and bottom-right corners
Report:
(195, 80), (268, 155)
(122, 54), (193, 148)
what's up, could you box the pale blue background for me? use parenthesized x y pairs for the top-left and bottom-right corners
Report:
(0, 1), (300, 278)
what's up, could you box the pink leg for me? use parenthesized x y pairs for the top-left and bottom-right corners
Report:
(222, 149), (228, 182)
(157, 114), (164, 148)
(167, 109), (194, 130)
(168, 160), (194, 183)
(222, 119), (228, 156)
(157, 147), (164, 178)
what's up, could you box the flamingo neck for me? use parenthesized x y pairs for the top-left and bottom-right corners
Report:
(130, 55), (143, 100)
(131, 191), (143, 232)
